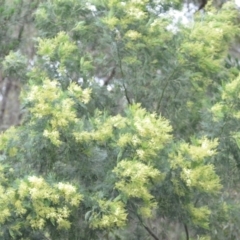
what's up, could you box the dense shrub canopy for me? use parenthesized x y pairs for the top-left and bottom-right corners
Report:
(1, 0), (240, 239)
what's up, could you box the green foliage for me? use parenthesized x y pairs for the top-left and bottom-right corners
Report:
(1, 0), (240, 239)
(0, 82), (222, 238)
(2, 51), (27, 77)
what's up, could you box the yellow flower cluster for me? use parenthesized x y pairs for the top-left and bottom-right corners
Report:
(187, 204), (211, 229)
(0, 170), (82, 236)
(126, 6), (146, 20)
(223, 75), (240, 99)
(113, 160), (163, 218)
(74, 104), (172, 165)
(74, 114), (127, 144)
(90, 200), (127, 229)
(101, 16), (119, 30)
(170, 137), (221, 195)
(125, 30), (142, 40)
(129, 105), (172, 162)
(37, 31), (77, 61)
(211, 73), (240, 121)
(211, 103), (225, 121)
(68, 82), (92, 104)
(27, 79), (91, 146)
(73, 104), (173, 172)
(180, 2), (238, 75)
(0, 127), (19, 156)
(43, 130), (61, 146)
(102, 0), (154, 47)
(0, 185), (12, 223)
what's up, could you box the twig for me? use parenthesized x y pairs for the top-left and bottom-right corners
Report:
(156, 67), (178, 113)
(133, 209), (159, 240)
(122, 82), (131, 105)
(104, 67), (116, 86)
(184, 223), (189, 240)
(142, 224), (159, 240)
(116, 44), (131, 105)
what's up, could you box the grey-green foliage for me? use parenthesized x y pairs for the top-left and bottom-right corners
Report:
(33, 0), (239, 137)
(1, 0), (240, 239)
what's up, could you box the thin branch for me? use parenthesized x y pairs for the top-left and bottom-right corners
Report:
(132, 208), (159, 240)
(122, 82), (131, 105)
(104, 67), (116, 86)
(156, 67), (178, 114)
(17, 24), (25, 42)
(116, 44), (131, 105)
(184, 223), (189, 240)
(142, 224), (160, 240)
